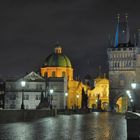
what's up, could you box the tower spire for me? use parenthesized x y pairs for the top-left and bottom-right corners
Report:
(114, 13), (130, 47)
(117, 13), (120, 23)
(98, 65), (102, 78)
(114, 13), (119, 47)
(125, 13), (128, 22)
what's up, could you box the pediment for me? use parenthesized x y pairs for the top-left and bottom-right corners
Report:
(19, 71), (45, 81)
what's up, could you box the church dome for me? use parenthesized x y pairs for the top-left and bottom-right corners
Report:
(44, 46), (72, 68)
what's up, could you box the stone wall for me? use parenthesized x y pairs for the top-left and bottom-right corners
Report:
(0, 109), (57, 123)
(125, 111), (140, 139)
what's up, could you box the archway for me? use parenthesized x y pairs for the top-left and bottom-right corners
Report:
(109, 89), (129, 112)
(102, 102), (109, 111)
(116, 96), (128, 113)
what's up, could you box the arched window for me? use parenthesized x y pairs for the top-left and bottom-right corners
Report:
(62, 71), (66, 77)
(52, 71), (55, 77)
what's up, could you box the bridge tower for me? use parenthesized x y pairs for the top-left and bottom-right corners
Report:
(107, 14), (140, 112)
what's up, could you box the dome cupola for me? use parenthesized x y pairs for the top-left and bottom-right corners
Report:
(44, 45), (72, 68)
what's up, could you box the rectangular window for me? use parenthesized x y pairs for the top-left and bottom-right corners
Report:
(24, 95), (29, 100)
(36, 95), (40, 100)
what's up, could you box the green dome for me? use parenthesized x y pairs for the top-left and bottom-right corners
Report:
(44, 47), (72, 68)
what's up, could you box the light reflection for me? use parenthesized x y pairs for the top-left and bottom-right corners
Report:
(1, 122), (31, 140)
(0, 113), (127, 140)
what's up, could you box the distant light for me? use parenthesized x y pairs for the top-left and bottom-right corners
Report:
(21, 81), (26, 87)
(76, 95), (79, 98)
(131, 82), (136, 89)
(123, 30), (125, 33)
(96, 99), (98, 102)
(128, 95), (132, 99)
(94, 112), (99, 115)
(126, 90), (130, 94)
(50, 89), (54, 94)
(65, 92), (68, 96)
(131, 99), (133, 102)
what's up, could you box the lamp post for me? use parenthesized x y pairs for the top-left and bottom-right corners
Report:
(76, 94), (79, 109)
(21, 80), (26, 109)
(65, 92), (68, 109)
(49, 89), (53, 109)
(131, 82), (136, 112)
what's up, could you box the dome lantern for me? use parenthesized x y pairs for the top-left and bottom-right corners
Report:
(55, 47), (62, 54)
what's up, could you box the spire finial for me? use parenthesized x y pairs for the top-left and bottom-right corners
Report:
(98, 65), (102, 78)
(108, 33), (113, 47)
(134, 33), (136, 46)
(56, 40), (60, 46)
(125, 13), (128, 22)
(117, 13), (120, 23)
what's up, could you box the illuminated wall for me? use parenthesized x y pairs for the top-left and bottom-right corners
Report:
(41, 67), (73, 80)
(88, 77), (109, 110)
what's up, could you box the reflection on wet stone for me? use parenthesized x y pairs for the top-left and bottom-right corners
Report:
(0, 113), (127, 140)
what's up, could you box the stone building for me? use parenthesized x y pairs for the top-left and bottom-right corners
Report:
(107, 14), (140, 111)
(87, 76), (109, 110)
(4, 71), (69, 109)
(45, 77), (67, 109)
(5, 72), (45, 109)
(0, 80), (5, 109)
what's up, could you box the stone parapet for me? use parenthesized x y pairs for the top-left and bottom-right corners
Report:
(125, 111), (140, 139)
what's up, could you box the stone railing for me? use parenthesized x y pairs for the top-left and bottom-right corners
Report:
(125, 111), (140, 139)
(0, 109), (57, 123)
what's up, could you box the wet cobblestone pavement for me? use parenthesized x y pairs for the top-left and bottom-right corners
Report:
(0, 112), (127, 140)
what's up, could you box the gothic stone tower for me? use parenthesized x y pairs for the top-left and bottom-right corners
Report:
(107, 14), (140, 110)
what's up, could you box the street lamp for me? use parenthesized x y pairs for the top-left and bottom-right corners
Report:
(21, 80), (26, 109)
(126, 90), (130, 94)
(65, 92), (68, 109)
(49, 89), (53, 109)
(131, 82), (136, 89)
(76, 94), (79, 109)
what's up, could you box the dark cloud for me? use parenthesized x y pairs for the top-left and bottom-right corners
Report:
(0, 0), (140, 78)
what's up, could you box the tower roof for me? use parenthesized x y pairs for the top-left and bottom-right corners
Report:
(114, 14), (131, 48)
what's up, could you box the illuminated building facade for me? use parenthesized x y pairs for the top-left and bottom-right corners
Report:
(41, 45), (84, 109)
(41, 46), (73, 80)
(87, 76), (109, 110)
(4, 45), (110, 110)
(5, 72), (45, 109)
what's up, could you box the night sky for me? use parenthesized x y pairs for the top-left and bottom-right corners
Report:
(0, 0), (140, 79)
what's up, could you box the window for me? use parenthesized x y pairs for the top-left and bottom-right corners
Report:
(52, 71), (55, 77)
(26, 105), (29, 109)
(36, 95), (40, 100)
(10, 104), (15, 109)
(9, 95), (16, 100)
(62, 71), (66, 77)
(119, 74), (125, 86)
(36, 84), (42, 90)
(0, 100), (3, 105)
(24, 95), (29, 100)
